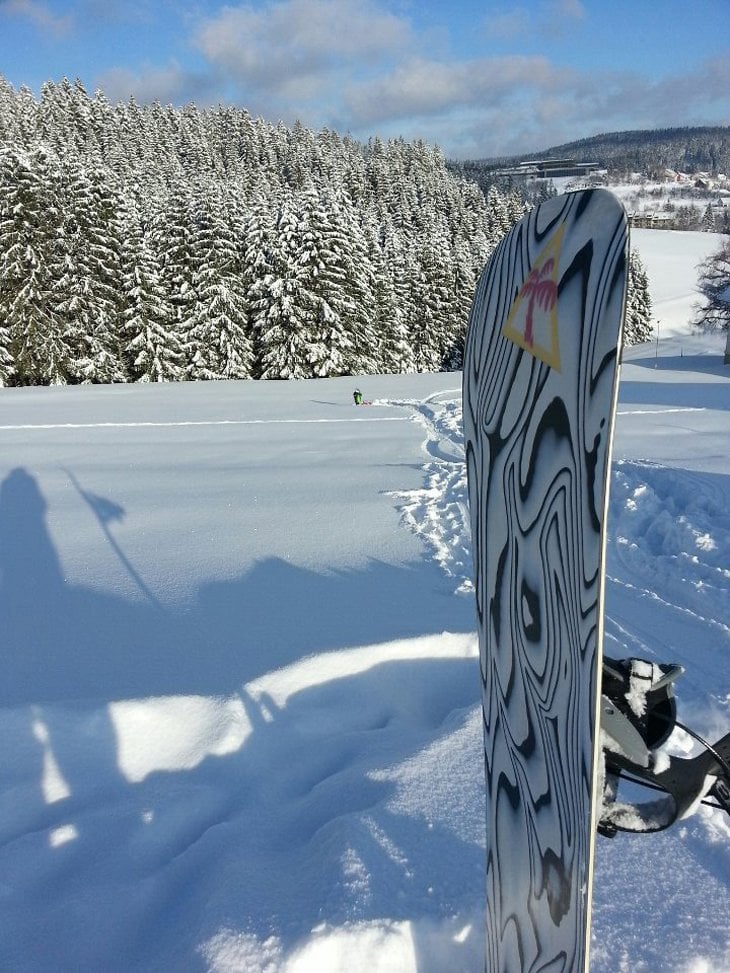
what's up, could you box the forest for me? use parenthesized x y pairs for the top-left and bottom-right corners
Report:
(0, 76), (651, 387)
(462, 126), (730, 177)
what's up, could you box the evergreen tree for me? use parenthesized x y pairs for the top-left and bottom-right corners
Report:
(50, 158), (126, 382)
(14, 85), (39, 148)
(155, 180), (198, 359)
(411, 222), (457, 370)
(289, 182), (349, 376)
(624, 250), (654, 344)
(443, 239), (479, 370)
(249, 194), (316, 379)
(296, 184), (378, 376)
(186, 182), (253, 380)
(0, 147), (78, 384)
(369, 219), (416, 373)
(0, 76), (19, 146)
(122, 219), (184, 382)
(485, 185), (513, 244)
(404, 247), (442, 372)
(0, 318), (12, 386)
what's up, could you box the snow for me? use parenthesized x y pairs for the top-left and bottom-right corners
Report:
(0, 227), (728, 972)
(631, 228), (723, 338)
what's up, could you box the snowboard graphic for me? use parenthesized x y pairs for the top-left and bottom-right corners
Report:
(463, 189), (628, 972)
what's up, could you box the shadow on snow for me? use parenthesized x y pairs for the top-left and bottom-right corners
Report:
(0, 467), (482, 971)
(0, 467), (474, 706)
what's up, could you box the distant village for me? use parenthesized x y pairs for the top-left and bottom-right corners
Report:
(622, 168), (729, 229)
(493, 158), (730, 232)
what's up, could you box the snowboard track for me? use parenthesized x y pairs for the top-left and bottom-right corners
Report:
(387, 393), (730, 731)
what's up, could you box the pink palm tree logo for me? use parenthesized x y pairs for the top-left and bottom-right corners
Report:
(521, 258), (558, 347)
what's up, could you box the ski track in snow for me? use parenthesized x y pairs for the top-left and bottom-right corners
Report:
(605, 459), (730, 720)
(379, 390), (473, 597)
(0, 417), (410, 431)
(383, 392), (730, 712)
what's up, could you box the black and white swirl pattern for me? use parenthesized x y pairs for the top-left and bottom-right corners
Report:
(463, 190), (628, 972)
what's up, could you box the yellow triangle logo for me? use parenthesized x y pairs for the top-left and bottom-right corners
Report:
(502, 224), (564, 371)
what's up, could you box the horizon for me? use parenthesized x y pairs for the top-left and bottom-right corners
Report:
(0, 0), (728, 160)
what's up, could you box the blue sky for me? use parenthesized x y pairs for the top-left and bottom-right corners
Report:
(0, 0), (728, 158)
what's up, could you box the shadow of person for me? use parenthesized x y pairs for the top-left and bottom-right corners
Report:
(0, 466), (195, 704)
(0, 467), (125, 881)
(0, 468), (69, 696)
(0, 467), (64, 602)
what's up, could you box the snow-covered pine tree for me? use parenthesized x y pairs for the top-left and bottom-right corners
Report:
(625, 249), (654, 344)
(241, 191), (276, 295)
(288, 181), (349, 377)
(333, 199), (381, 374)
(88, 88), (123, 169)
(14, 84), (39, 148)
(506, 190), (527, 229)
(50, 158), (127, 382)
(297, 184), (379, 376)
(403, 254), (440, 372)
(0, 319), (12, 386)
(0, 149), (14, 382)
(49, 161), (106, 382)
(185, 181), (253, 380)
(0, 147), (80, 384)
(442, 238), (480, 370)
(0, 76), (20, 147)
(154, 181), (198, 369)
(179, 103), (217, 178)
(485, 185), (514, 245)
(122, 213), (184, 383)
(701, 204), (715, 232)
(364, 215), (413, 374)
(407, 217), (458, 372)
(249, 193), (315, 379)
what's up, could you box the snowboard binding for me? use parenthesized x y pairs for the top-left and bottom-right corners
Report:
(598, 657), (730, 837)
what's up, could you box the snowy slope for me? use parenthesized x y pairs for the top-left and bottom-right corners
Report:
(631, 228), (722, 339)
(0, 228), (728, 972)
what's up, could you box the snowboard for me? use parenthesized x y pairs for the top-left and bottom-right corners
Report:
(462, 189), (628, 972)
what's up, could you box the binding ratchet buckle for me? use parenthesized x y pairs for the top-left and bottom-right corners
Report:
(598, 657), (730, 837)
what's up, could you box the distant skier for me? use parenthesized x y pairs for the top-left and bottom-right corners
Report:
(353, 389), (363, 405)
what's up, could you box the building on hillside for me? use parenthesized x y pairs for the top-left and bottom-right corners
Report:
(627, 211), (675, 228)
(492, 158), (601, 180)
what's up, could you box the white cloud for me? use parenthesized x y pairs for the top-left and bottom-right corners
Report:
(0, 0), (72, 35)
(81, 0), (729, 159)
(195, 0), (410, 101)
(343, 55), (575, 127)
(342, 49), (730, 159)
(96, 62), (213, 106)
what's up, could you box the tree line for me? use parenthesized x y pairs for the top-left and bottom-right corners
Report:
(0, 76), (652, 387)
(464, 126), (730, 177)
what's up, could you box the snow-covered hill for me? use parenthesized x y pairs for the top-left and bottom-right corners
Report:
(0, 229), (727, 972)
